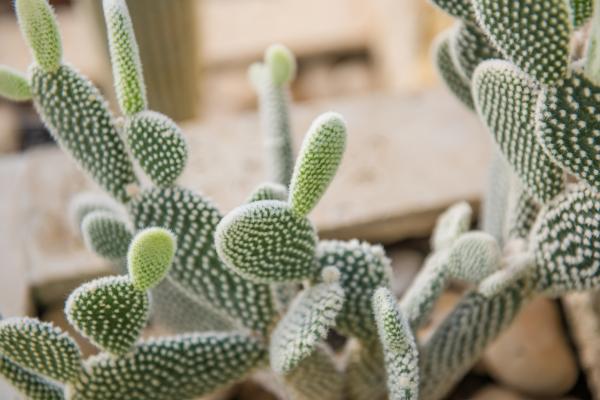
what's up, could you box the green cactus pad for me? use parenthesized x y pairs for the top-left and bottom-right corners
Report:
(216, 200), (318, 283)
(266, 44), (297, 87)
(570, 0), (593, 27)
(433, 32), (475, 110)
(400, 251), (449, 329)
(472, 0), (571, 85)
(531, 185), (600, 295)
(247, 182), (288, 203)
(125, 111), (188, 187)
(288, 112), (346, 217)
(128, 187), (276, 333)
(431, 201), (472, 251)
(30, 64), (138, 202)
(284, 347), (343, 400)
(65, 276), (149, 355)
(373, 288), (419, 400)
(508, 185), (540, 240)
(271, 282), (301, 314)
(473, 61), (564, 203)
(81, 211), (132, 261)
(70, 333), (266, 400)
(315, 240), (392, 341)
(250, 61), (295, 187)
(451, 22), (502, 80)
(69, 192), (123, 230)
(0, 355), (64, 400)
(345, 341), (387, 400)
(103, 0), (147, 115)
(128, 227), (176, 291)
(270, 279), (344, 374)
(0, 317), (81, 383)
(0, 66), (32, 101)
(429, 0), (475, 22)
(15, 0), (62, 72)
(420, 282), (527, 399)
(447, 231), (501, 283)
(537, 70), (600, 192)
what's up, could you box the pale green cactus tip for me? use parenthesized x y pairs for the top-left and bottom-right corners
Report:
(269, 270), (344, 374)
(103, 0), (147, 115)
(266, 44), (297, 86)
(472, 60), (565, 204)
(15, 0), (62, 72)
(315, 240), (393, 341)
(247, 182), (288, 203)
(0, 66), (32, 101)
(65, 275), (149, 355)
(472, 0), (571, 86)
(447, 231), (501, 284)
(125, 111), (188, 187)
(288, 112), (347, 217)
(215, 200), (318, 283)
(0, 317), (82, 383)
(536, 68), (600, 192)
(432, 31), (475, 110)
(128, 227), (176, 291)
(71, 332), (266, 400)
(531, 184), (600, 296)
(81, 210), (132, 261)
(373, 288), (419, 400)
(431, 201), (472, 251)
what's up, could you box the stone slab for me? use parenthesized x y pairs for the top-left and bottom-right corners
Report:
(181, 89), (490, 243)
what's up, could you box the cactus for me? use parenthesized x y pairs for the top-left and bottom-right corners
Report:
(3, 0), (600, 399)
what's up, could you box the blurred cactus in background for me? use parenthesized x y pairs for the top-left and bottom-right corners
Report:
(1, 0), (600, 399)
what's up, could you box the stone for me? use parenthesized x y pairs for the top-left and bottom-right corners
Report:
(482, 298), (578, 397)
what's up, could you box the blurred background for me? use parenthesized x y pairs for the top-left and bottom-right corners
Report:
(0, 1), (597, 399)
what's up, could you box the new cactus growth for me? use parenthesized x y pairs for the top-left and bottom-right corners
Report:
(3, 0), (600, 399)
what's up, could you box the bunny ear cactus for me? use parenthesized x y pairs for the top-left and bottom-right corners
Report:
(0, 355), (64, 400)
(127, 227), (175, 290)
(247, 182), (288, 203)
(284, 347), (343, 400)
(81, 211), (132, 262)
(451, 22), (502, 80)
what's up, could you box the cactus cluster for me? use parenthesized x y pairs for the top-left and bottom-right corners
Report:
(2, 0), (600, 399)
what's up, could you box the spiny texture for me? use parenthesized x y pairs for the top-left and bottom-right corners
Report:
(345, 341), (387, 400)
(420, 283), (528, 400)
(373, 289), (419, 400)
(15, 0), (62, 72)
(478, 256), (534, 298)
(472, 0), (571, 85)
(400, 251), (449, 329)
(431, 201), (472, 251)
(284, 347), (343, 400)
(0, 66), (32, 101)
(537, 70), (600, 192)
(81, 211), (132, 261)
(447, 231), (501, 283)
(270, 280), (344, 374)
(481, 151), (511, 244)
(433, 33), (474, 110)
(103, 0), (147, 115)
(508, 184), (540, 240)
(128, 187), (276, 333)
(531, 184), (600, 296)
(451, 22), (501, 81)
(215, 200), (318, 283)
(65, 276), (149, 355)
(429, 0), (475, 22)
(288, 112), (346, 217)
(69, 192), (122, 230)
(247, 182), (288, 203)
(315, 240), (392, 341)
(125, 111), (188, 187)
(0, 318), (81, 383)
(570, 0), (594, 27)
(30, 65), (138, 202)
(250, 51), (295, 186)
(128, 227), (176, 291)
(70, 333), (266, 400)
(473, 60), (564, 204)
(150, 280), (235, 333)
(0, 356), (64, 400)
(271, 282), (301, 313)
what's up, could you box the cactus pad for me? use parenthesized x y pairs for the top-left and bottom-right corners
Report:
(0, 66), (32, 101)
(433, 32), (475, 110)
(247, 182), (288, 203)
(451, 22), (502, 80)
(0, 355), (64, 400)
(447, 231), (501, 283)
(128, 227), (176, 291)
(81, 211), (132, 261)
(431, 201), (472, 251)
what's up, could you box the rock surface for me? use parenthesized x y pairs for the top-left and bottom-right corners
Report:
(483, 298), (578, 397)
